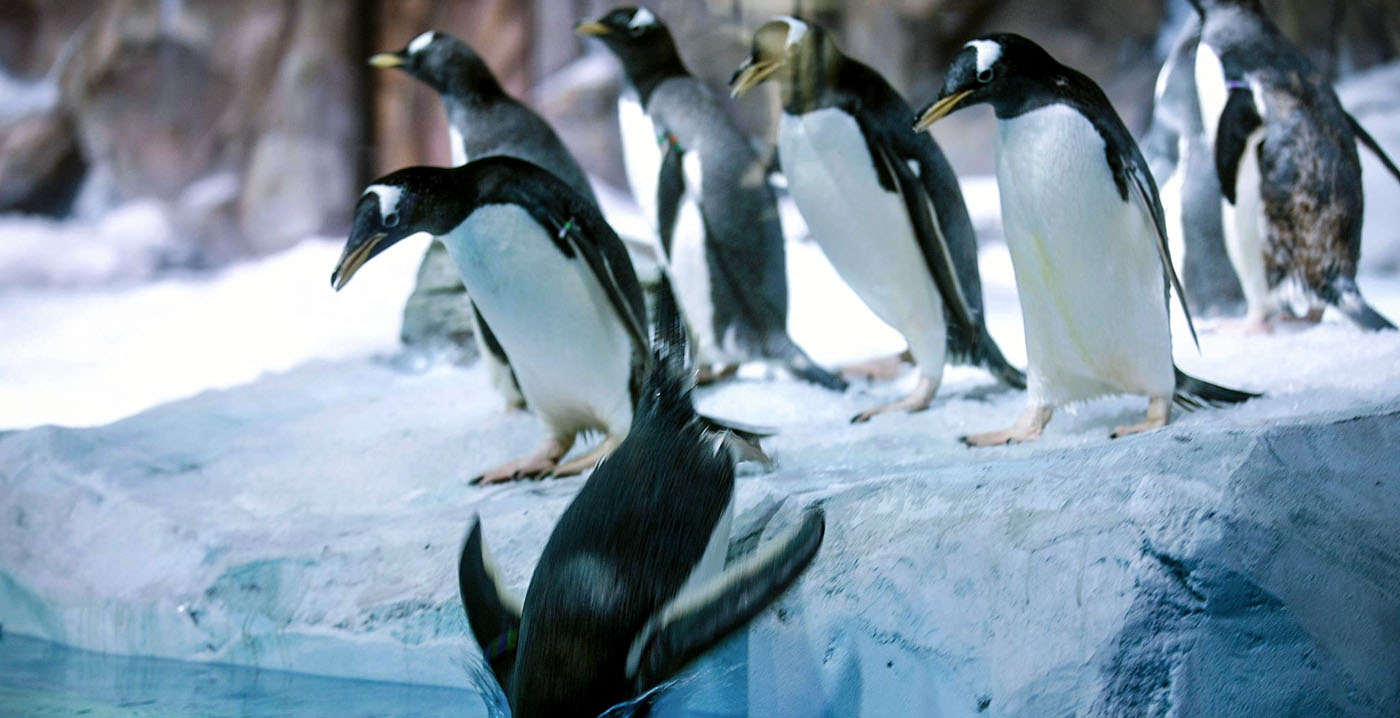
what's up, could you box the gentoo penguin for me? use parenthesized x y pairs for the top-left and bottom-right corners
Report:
(729, 17), (1025, 423)
(1141, 12), (1245, 317)
(574, 7), (846, 391)
(456, 278), (825, 716)
(915, 34), (1257, 445)
(1191, 0), (1397, 331)
(330, 157), (766, 483)
(370, 30), (600, 411)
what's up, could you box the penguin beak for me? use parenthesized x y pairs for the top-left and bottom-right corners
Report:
(573, 21), (610, 37)
(368, 52), (405, 69)
(729, 59), (781, 98)
(913, 90), (973, 131)
(330, 233), (386, 291)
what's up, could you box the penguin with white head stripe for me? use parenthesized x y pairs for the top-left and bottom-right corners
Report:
(916, 33), (1257, 445)
(730, 17), (1025, 423)
(369, 30), (604, 411)
(575, 7), (847, 391)
(456, 274), (824, 716)
(331, 157), (767, 483)
(1190, 0), (1398, 332)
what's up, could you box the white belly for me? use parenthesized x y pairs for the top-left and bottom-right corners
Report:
(619, 92), (661, 231)
(778, 109), (947, 373)
(995, 105), (1174, 405)
(439, 205), (635, 435)
(1194, 44), (1228, 147)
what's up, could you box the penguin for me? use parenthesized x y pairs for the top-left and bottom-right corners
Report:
(455, 275), (825, 716)
(330, 156), (767, 483)
(915, 33), (1257, 446)
(729, 17), (1026, 424)
(370, 31), (601, 411)
(1141, 12), (1245, 318)
(574, 7), (847, 391)
(1190, 0), (1397, 332)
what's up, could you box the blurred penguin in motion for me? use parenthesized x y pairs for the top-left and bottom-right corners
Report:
(456, 278), (825, 716)
(331, 157), (766, 483)
(576, 7), (847, 392)
(730, 17), (1025, 424)
(1191, 0), (1399, 332)
(916, 34), (1257, 446)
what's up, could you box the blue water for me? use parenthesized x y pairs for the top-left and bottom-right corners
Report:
(0, 634), (486, 717)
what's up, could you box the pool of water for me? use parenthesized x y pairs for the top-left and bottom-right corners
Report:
(0, 633), (487, 718)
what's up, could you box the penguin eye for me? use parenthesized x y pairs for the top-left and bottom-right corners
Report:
(977, 68), (995, 84)
(384, 211), (400, 228)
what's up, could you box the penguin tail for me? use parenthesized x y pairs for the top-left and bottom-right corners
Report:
(764, 334), (848, 391)
(1173, 367), (1261, 411)
(947, 320), (1027, 389)
(1330, 275), (1396, 331)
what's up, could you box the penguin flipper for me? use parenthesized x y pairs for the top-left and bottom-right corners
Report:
(1214, 85), (1263, 206)
(868, 139), (979, 346)
(1172, 367), (1260, 410)
(625, 506), (825, 691)
(1347, 112), (1400, 188)
(544, 206), (650, 359)
(458, 516), (523, 694)
(1125, 157), (1200, 349)
(656, 132), (686, 259)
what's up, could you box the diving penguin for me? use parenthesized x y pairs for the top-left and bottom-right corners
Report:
(370, 30), (601, 410)
(1191, 0), (1399, 332)
(730, 17), (1026, 423)
(915, 33), (1257, 445)
(456, 275), (825, 716)
(1140, 12), (1245, 317)
(575, 7), (846, 391)
(330, 157), (767, 483)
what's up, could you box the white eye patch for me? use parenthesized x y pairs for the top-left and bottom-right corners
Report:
(967, 39), (1002, 74)
(408, 30), (436, 55)
(628, 7), (657, 29)
(778, 15), (808, 49)
(364, 184), (403, 223)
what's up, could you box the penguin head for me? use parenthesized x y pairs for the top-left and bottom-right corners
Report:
(574, 7), (681, 81)
(914, 33), (1059, 129)
(729, 16), (833, 97)
(368, 30), (501, 97)
(332, 170), (433, 291)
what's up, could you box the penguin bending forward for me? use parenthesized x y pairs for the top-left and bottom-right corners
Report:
(456, 277), (825, 716)
(916, 34), (1257, 445)
(1191, 0), (1398, 332)
(575, 7), (846, 391)
(331, 157), (767, 483)
(730, 17), (1026, 423)
(369, 30), (604, 411)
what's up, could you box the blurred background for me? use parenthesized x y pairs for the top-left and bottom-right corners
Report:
(2, 0), (1398, 429)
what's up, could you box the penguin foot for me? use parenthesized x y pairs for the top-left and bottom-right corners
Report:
(1216, 309), (1275, 335)
(962, 404), (1053, 447)
(471, 436), (573, 485)
(696, 364), (740, 386)
(549, 435), (624, 478)
(850, 375), (936, 423)
(841, 350), (914, 381)
(1110, 396), (1171, 439)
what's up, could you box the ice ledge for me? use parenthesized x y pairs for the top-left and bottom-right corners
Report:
(1, 355), (1398, 715)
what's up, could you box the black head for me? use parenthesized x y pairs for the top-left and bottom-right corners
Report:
(331, 167), (458, 291)
(729, 16), (836, 97)
(368, 30), (503, 99)
(574, 7), (684, 92)
(914, 33), (1067, 128)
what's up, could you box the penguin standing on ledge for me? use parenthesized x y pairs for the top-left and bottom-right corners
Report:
(1191, 0), (1397, 332)
(331, 157), (766, 483)
(575, 7), (846, 391)
(916, 34), (1257, 445)
(730, 17), (1025, 424)
(457, 276), (825, 717)
(369, 30), (601, 411)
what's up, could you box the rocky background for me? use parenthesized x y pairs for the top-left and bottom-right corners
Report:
(1, 0), (1397, 336)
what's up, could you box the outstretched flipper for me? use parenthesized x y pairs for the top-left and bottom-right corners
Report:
(1348, 112), (1400, 187)
(625, 506), (825, 691)
(457, 516), (523, 694)
(1173, 367), (1260, 410)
